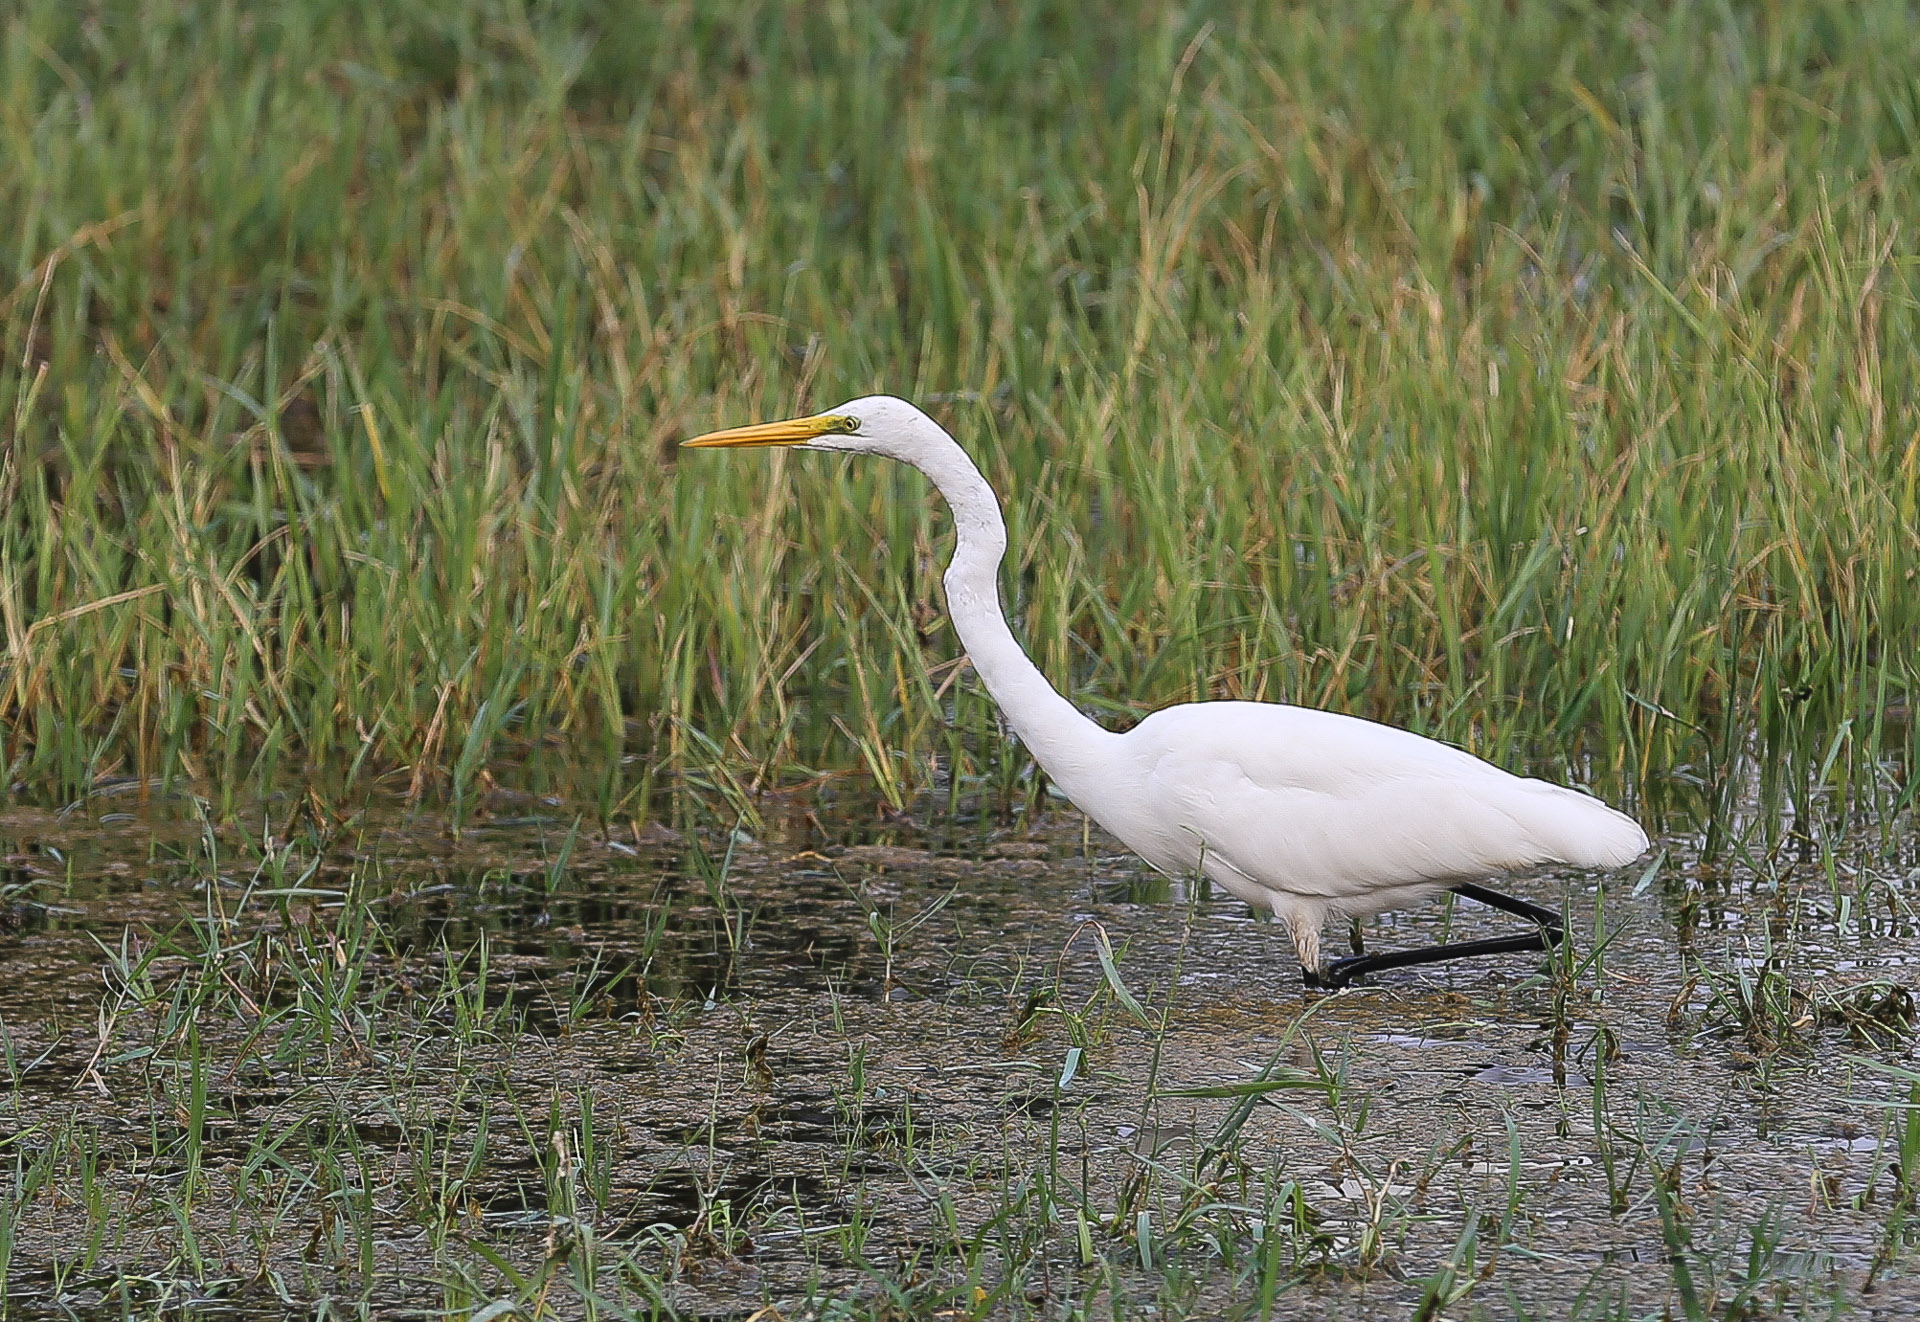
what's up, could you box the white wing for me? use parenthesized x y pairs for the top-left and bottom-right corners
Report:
(1094, 702), (1647, 916)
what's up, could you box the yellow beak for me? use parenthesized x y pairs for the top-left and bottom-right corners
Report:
(681, 413), (849, 448)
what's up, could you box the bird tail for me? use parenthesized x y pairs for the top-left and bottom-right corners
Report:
(1530, 783), (1650, 867)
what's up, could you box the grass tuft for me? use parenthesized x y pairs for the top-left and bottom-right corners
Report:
(0, 1), (1912, 833)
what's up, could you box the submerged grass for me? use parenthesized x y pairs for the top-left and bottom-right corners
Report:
(2, 805), (1917, 1318)
(0, 0), (1913, 833)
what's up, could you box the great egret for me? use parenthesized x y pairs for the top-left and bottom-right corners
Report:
(684, 396), (1650, 988)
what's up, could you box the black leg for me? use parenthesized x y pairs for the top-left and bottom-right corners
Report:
(1307, 883), (1565, 990)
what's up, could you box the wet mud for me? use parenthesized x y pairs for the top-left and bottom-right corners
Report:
(1, 793), (1917, 1317)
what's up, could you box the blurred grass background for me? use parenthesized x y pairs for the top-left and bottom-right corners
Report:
(1, 0), (1915, 834)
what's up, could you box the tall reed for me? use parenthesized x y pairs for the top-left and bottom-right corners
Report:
(2, 1), (1914, 832)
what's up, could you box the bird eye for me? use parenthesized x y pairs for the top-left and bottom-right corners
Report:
(836, 414), (861, 434)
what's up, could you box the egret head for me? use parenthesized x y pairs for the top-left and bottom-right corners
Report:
(681, 395), (943, 463)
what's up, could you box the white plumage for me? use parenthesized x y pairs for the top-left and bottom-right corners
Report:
(1101, 703), (1647, 973)
(685, 395), (1649, 984)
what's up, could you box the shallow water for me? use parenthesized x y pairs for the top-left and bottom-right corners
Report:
(1, 791), (1917, 1318)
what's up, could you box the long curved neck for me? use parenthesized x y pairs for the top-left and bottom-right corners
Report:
(903, 436), (1116, 788)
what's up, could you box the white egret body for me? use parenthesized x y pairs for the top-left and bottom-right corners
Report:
(685, 396), (1649, 984)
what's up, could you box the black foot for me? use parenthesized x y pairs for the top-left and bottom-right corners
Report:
(1305, 883), (1565, 990)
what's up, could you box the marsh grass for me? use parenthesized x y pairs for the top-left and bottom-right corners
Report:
(1, 0), (1914, 836)
(4, 794), (1918, 1317)
(4, 3), (1920, 1314)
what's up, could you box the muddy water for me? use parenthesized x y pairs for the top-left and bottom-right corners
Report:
(1, 792), (1917, 1317)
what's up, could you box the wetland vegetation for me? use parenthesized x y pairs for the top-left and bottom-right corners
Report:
(2, 0), (1918, 1317)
